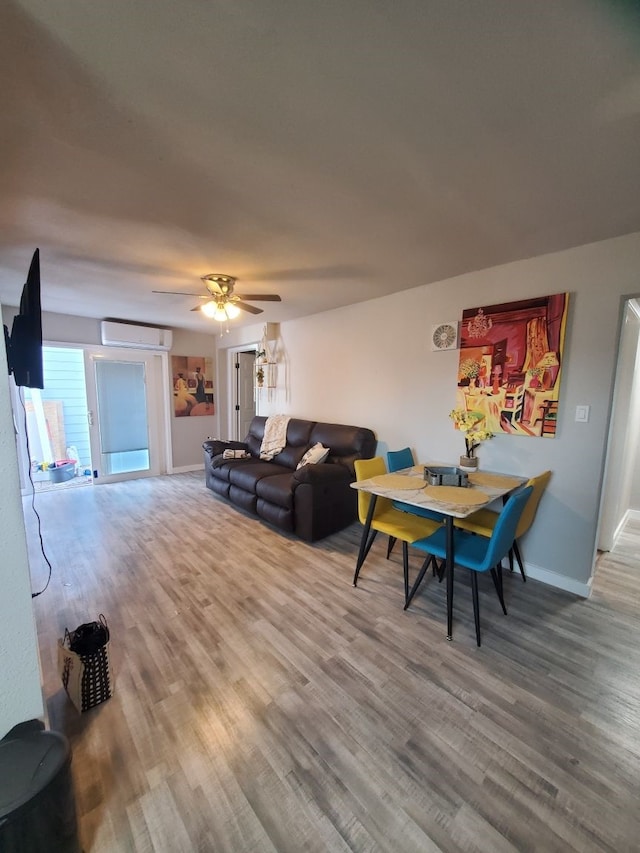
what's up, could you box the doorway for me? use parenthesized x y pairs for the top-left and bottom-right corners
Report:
(233, 349), (256, 440)
(84, 347), (166, 483)
(598, 297), (640, 552)
(20, 346), (92, 492)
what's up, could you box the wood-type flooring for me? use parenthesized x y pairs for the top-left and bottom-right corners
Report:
(24, 472), (640, 852)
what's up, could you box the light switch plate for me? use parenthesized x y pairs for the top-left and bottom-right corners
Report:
(575, 405), (590, 423)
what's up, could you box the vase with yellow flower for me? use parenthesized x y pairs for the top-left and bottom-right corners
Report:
(449, 409), (494, 470)
(458, 358), (480, 388)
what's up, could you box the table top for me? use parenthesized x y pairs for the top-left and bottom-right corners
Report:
(351, 463), (525, 519)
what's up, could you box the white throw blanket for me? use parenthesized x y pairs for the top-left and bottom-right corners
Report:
(260, 415), (291, 460)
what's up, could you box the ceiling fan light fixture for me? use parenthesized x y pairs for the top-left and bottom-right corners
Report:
(202, 297), (240, 321)
(213, 303), (229, 322)
(155, 271), (280, 320)
(201, 300), (218, 318)
(202, 273), (235, 289)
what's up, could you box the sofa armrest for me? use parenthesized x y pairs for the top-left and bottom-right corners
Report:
(293, 462), (351, 486)
(203, 439), (248, 459)
(292, 462), (356, 541)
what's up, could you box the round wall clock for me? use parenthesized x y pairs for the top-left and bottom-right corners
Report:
(431, 322), (458, 351)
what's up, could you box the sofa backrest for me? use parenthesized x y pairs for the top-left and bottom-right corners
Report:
(245, 417), (315, 468)
(244, 416), (376, 476)
(309, 421), (377, 476)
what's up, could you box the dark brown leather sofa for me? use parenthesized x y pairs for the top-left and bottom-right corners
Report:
(203, 416), (376, 541)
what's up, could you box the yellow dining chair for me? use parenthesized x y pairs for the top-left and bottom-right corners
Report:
(454, 470), (552, 582)
(353, 457), (442, 605)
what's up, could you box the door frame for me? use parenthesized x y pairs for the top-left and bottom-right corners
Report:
(597, 295), (640, 552)
(83, 345), (171, 483)
(225, 343), (257, 440)
(235, 349), (257, 440)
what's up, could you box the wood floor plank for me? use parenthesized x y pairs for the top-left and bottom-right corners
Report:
(23, 472), (640, 852)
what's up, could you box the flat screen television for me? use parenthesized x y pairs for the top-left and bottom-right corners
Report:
(3, 248), (44, 389)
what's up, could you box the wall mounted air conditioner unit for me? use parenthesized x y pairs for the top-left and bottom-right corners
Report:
(100, 321), (173, 351)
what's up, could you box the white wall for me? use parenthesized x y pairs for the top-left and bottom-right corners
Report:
(0, 301), (44, 738)
(218, 232), (640, 596)
(167, 327), (218, 469)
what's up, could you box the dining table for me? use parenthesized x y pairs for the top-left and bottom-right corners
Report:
(350, 463), (526, 640)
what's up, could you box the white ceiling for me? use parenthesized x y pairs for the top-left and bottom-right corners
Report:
(1, 0), (639, 332)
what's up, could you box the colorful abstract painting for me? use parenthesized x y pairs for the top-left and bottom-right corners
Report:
(456, 294), (569, 438)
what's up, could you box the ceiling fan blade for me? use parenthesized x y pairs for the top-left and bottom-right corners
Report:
(236, 302), (264, 315)
(237, 294), (282, 302)
(190, 303), (207, 312)
(153, 290), (208, 297)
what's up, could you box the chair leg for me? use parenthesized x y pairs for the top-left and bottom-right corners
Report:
(387, 536), (397, 559)
(513, 540), (527, 582)
(508, 547), (514, 573)
(353, 529), (378, 586)
(470, 571), (481, 646)
(490, 566), (508, 615)
(404, 554), (434, 610)
(402, 541), (409, 605)
(470, 570), (480, 645)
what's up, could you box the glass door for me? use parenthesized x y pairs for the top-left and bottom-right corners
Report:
(84, 349), (165, 483)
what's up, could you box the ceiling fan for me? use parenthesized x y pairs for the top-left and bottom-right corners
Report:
(152, 273), (281, 321)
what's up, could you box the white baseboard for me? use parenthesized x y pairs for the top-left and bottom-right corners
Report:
(170, 464), (204, 474)
(611, 508), (632, 547)
(523, 562), (591, 598)
(627, 509), (640, 521)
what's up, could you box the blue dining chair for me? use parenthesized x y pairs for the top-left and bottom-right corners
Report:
(387, 447), (415, 474)
(387, 447), (445, 524)
(386, 448), (445, 563)
(406, 485), (533, 646)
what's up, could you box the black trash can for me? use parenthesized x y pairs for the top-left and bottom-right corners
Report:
(0, 719), (81, 853)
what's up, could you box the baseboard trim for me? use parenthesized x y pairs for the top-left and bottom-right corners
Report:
(170, 465), (204, 474)
(612, 508), (632, 545)
(523, 562), (591, 598)
(627, 509), (640, 521)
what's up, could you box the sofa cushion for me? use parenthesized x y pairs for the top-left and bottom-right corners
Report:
(210, 456), (256, 482)
(255, 472), (296, 509)
(309, 422), (377, 476)
(229, 461), (292, 491)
